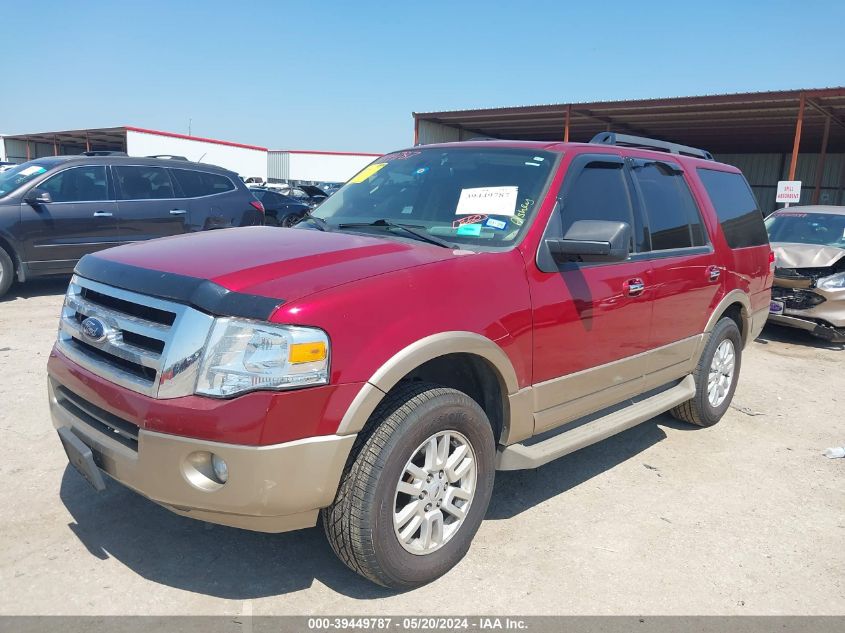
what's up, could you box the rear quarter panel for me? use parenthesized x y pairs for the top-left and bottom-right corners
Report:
(684, 160), (773, 315)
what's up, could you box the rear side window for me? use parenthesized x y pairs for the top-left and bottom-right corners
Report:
(40, 165), (108, 202)
(632, 162), (707, 251)
(697, 169), (768, 248)
(115, 166), (176, 200)
(170, 169), (235, 197)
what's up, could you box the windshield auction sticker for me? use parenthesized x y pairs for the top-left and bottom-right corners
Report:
(455, 186), (518, 216)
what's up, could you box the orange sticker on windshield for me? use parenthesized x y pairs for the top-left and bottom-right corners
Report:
(349, 163), (387, 184)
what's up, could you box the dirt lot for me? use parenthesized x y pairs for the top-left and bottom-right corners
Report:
(0, 278), (842, 616)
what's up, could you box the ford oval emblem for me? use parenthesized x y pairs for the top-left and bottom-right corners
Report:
(80, 317), (107, 343)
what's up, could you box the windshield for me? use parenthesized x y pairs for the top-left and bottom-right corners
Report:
(0, 161), (52, 197)
(305, 147), (556, 248)
(765, 211), (845, 248)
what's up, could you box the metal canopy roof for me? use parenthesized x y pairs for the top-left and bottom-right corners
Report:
(414, 88), (845, 153)
(3, 126), (127, 149)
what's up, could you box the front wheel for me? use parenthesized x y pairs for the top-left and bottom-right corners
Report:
(0, 247), (14, 298)
(322, 382), (495, 588)
(671, 317), (742, 427)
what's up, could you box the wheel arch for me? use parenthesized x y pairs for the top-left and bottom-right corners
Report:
(336, 332), (530, 445)
(705, 290), (752, 346)
(0, 232), (23, 281)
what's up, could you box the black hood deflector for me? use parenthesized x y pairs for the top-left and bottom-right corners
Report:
(75, 255), (284, 321)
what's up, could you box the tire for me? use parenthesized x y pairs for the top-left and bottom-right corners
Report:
(322, 382), (495, 589)
(671, 317), (742, 427)
(0, 247), (14, 298)
(280, 213), (301, 228)
(264, 215), (280, 227)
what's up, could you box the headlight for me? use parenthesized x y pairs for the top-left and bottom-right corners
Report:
(816, 272), (845, 290)
(195, 318), (329, 397)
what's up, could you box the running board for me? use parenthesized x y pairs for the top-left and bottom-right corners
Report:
(496, 375), (696, 471)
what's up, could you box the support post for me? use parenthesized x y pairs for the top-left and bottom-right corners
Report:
(788, 93), (805, 181)
(85, 132), (91, 152)
(26, 141), (31, 161)
(53, 136), (59, 156)
(812, 115), (831, 204)
(564, 105), (571, 142)
(413, 117), (419, 146)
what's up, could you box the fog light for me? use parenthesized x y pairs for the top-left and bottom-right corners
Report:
(211, 454), (229, 483)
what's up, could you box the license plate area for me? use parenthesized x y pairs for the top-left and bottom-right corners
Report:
(58, 427), (106, 492)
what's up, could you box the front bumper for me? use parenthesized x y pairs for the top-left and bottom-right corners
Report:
(49, 372), (356, 534)
(767, 283), (845, 341)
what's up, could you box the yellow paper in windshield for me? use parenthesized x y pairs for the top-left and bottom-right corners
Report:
(349, 163), (387, 184)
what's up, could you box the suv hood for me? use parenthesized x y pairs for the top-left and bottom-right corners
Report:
(771, 242), (845, 269)
(85, 226), (462, 305)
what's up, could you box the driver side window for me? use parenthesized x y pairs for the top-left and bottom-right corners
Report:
(558, 159), (643, 253)
(40, 166), (108, 203)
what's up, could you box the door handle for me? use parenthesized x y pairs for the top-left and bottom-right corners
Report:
(92, 211), (113, 217)
(623, 278), (645, 297)
(169, 209), (188, 215)
(707, 265), (722, 282)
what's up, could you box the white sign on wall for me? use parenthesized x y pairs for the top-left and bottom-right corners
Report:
(776, 180), (802, 205)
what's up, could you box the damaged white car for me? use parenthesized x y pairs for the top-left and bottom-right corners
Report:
(765, 205), (845, 342)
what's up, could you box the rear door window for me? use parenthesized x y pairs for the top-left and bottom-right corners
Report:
(40, 165), (109, 202)
(697, 169), (768, 248)
(632, 162), (707, 251)
(114, 166), (176, 200)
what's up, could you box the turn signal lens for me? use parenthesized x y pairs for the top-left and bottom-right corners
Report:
(289, 341), (327, 364)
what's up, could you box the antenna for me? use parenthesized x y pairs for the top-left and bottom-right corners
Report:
(188, 118), (192, 136)
(197, 152), (207, 163)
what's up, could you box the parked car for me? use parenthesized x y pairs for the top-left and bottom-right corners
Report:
(0, 161), (16, 173)
(318, 182), (343, 195)
(765, 205), (845, 342)
(279, 184), (327, 208)
(48, 134), (771, 589)
(249, 187), (310, 227)
(0, 155), (264, 297)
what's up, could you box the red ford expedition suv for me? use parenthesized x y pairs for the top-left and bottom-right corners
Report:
(49, 134), (773, 588)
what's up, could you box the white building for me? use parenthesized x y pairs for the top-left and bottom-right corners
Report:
(267, 149), (381, 184)
(0, 126), (384, 185)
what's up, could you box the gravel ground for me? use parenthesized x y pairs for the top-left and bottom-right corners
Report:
(0, 278), (842, 616)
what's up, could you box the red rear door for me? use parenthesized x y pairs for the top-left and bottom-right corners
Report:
(629, 158), (722, 349)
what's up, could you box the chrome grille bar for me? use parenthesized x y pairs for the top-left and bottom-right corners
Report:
(56, 276), (215, 399)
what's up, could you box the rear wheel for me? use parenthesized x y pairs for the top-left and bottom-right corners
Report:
(671, 317), (742, 427)
(0, 247), (14, 298)
(322, 382), (495, 588)
(280, 213), (301, 228)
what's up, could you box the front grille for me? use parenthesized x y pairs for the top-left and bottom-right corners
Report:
(54, 382), (139, 450)
(771, 286), (826, 310)
(57, 276), (215, 399)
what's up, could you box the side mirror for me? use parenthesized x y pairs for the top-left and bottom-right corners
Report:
(25, 188), (52, 206)
(546, 219), (631, 263)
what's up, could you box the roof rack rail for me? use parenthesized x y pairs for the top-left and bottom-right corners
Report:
(590, 132), (714, 161)
(146, 154), (188, 160)
(81, 150), (128, 157)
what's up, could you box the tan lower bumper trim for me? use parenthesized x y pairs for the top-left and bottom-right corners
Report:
(50, 381), (356, 533)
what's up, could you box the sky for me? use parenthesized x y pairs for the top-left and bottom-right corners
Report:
(1, 0), (843, 153)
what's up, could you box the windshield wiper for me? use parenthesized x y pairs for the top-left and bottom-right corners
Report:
(337, 219), (454, 248)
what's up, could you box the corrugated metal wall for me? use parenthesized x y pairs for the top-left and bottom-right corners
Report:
(417, 120), (484, 144)
(417, 121), (844, 214)
(267, 151), (290, 182)
(715, 152), (845, 213)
